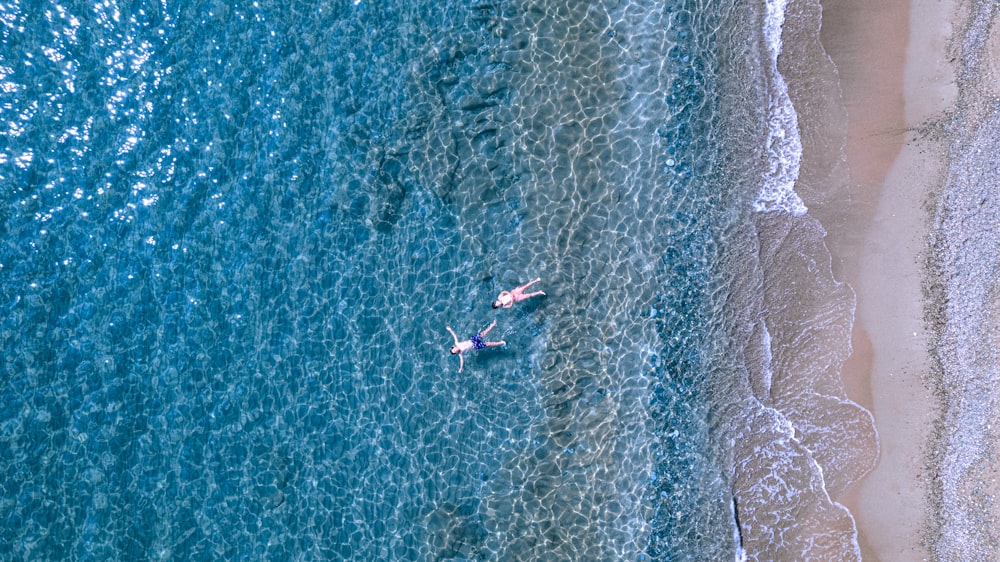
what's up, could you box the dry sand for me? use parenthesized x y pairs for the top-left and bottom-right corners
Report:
(817, 0), (959, 560)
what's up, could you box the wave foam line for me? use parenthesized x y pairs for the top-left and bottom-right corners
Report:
(754, 0), (807, 215)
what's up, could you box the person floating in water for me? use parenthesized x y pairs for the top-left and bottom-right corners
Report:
(446, 320), (506, 373)
(492, 277), (545, 309)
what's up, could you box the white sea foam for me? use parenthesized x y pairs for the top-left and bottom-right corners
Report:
(754, 0), (807, 215)
(760, 321), (773, 395)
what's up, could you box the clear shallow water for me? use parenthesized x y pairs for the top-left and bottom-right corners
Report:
(1, 0), (874, 560)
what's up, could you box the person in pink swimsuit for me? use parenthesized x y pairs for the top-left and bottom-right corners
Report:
(446, 320), (506, 373)
(492, 277), (545, 309)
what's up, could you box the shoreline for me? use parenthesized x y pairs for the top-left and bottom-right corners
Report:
(814, 0), (959, 560)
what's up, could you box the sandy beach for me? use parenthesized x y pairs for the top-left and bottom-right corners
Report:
(829, 0), (955, 557)
(814, 0), (991, 560)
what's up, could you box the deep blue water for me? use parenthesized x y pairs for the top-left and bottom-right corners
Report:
(0, 0), (799, 559)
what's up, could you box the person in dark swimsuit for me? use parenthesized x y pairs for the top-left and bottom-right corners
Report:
(446, 320), (505, 373)
(470, 333), (487, 350)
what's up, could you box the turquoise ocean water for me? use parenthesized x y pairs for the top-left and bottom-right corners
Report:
(1, 0), (875, 559)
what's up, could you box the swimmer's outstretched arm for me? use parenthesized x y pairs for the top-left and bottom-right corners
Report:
(446, 326), (460, 346)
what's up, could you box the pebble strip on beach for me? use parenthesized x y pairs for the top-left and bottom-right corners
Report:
(923, 1), (1000, 559)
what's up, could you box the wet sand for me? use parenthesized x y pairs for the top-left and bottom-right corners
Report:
(816, 0), (959, 560)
